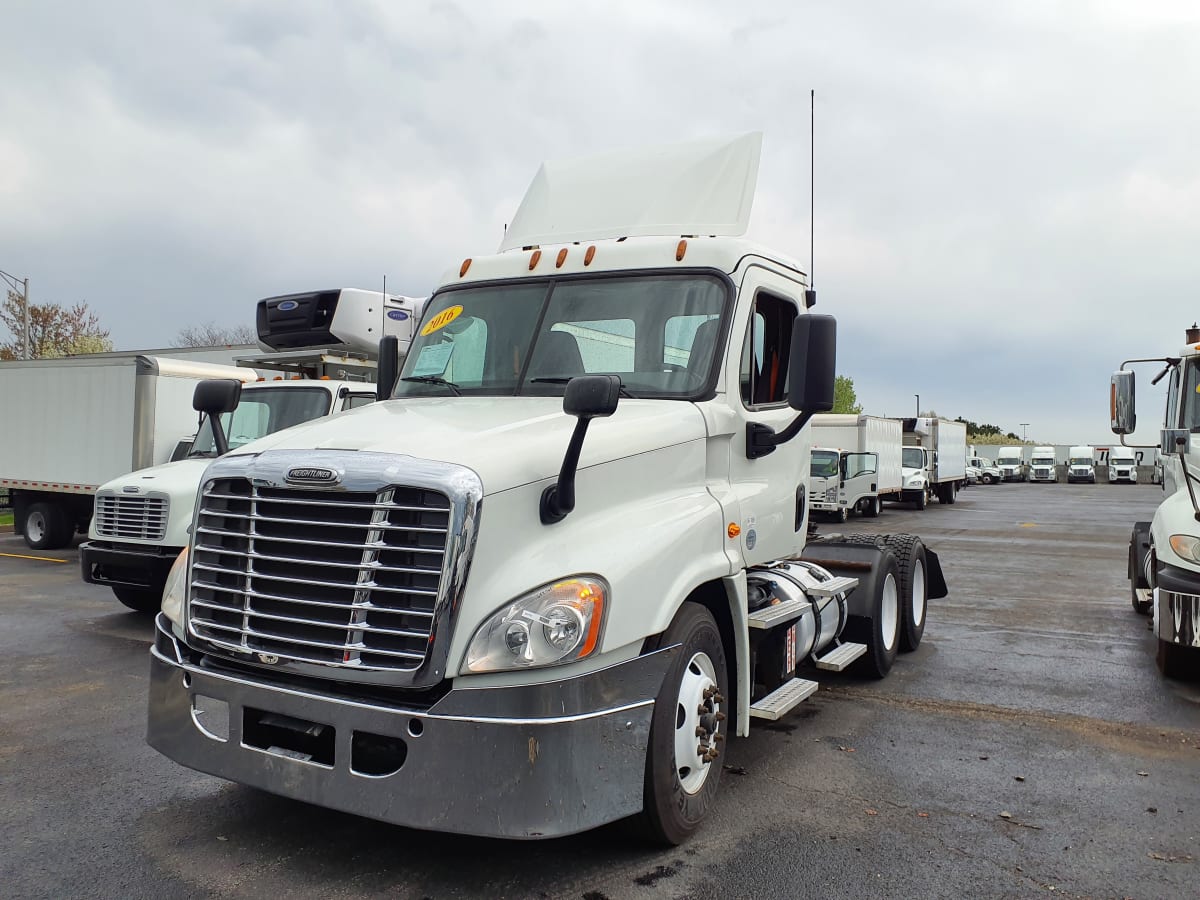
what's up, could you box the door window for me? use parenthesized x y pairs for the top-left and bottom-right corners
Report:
(740, 292), (797, 408)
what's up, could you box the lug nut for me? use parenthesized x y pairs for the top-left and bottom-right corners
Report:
(714, 734), (725, 743)
(696, 726), (708, 737)
(715, 712), (727, 722)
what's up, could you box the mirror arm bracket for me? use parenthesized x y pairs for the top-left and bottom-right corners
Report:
(747, 412), (814, 460)
(541, 418), (592, 524)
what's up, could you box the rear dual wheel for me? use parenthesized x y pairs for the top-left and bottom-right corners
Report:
(885, 535), (928, 652)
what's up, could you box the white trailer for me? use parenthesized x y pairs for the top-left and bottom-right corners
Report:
(80, 289), (425, 612)
(901, 417), (968, 506)
(808, 414), (903, 520)
(1067, 445), (1096, 483)
(1029, 446), (1058, 482)
(146, 133), (949, 843)
(0, 351), (256, 550)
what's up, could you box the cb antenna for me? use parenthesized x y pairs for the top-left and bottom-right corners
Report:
(805, 89), (817, 309)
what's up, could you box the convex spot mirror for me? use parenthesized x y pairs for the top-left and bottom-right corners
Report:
(788, 314), (837, 413)
(564, 374), (621, 419)
(193, 379), (242, 416)
(1110, 371), (1135, 435)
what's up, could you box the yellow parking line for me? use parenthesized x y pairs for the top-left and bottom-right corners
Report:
(0, 551), (67, 563)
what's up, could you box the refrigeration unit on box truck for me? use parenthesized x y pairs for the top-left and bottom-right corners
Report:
(79, 289), (426, 612)
(901, 417), (968, 506)
(0, 350), (257, 550)
(146, 132), (950, 844)
(808, 414), (903, 520)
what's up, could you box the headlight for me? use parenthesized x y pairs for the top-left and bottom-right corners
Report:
(463, 576), (608, 674)
(161, 547), (189, 627)
(1169, 535), (1200, 564)
(907, 476), (925, 488)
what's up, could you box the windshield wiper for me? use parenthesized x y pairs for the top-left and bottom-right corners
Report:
(401, 375), (462, 396)
(529, 377), (637, 398)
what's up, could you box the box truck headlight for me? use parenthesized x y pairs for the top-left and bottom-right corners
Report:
(161, 547), (189, 627)
(1169, 535), (1200, 564)
(463, 576), (608, 674)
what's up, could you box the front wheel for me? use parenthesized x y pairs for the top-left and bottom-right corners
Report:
(836, 506), (849, 524)
(113, 586), (160, 614)
(915, 490), (927, 511)
(864, 495), (882, 518)
(640, 603), (728, 845)
(982, 474), (995, 485)
(24, 502), (72, 551)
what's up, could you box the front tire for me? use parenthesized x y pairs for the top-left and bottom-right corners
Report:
(641, 603), (728, 845)
(915, 490), (927, 511)
(864, 495), (882, 518)
(113, 586), (160, 614)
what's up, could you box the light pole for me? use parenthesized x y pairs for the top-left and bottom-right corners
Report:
(1020, 423), (1029, 443)
(915, 394), (920, 416)
(0, 269), (30, 359)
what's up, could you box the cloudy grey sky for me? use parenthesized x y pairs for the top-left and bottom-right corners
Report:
(3, 0), (1198, 444)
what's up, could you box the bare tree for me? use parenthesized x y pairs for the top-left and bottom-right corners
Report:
(0, 290), (113, 359)
(174, 322), (257, 347)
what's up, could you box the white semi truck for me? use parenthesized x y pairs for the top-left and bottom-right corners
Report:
(1108, 446), (1139, 483)
(996, 445), (1028, 482)
(80, 289), (424, 612)
(0, 349), (258, 550)
(900, 417), (968, 507)
(1029, 446), (1058, 483)
(146, 134), (948, 843)
(808, 414), (903, 520)
(1067, 445), (1097, 483)
(1114, 326), (1200, 675)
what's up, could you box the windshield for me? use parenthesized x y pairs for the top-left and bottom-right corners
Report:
(1033, 457), (1054, 466)
(902, 447), (924, 469)
(190, 386), (332, 456)
(997, 456), (1020, 465)
(393, 274), (729, 400)
(1070, 457), (1092, 466)
(810, 450), (840, 478)
(1111, 454), (1135, 466)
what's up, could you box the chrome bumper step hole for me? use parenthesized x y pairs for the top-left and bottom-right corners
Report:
(351, 731), (408, 777)
(243, 708), (335, 766)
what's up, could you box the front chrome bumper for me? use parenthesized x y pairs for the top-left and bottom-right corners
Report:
(148, 615), (675, 838)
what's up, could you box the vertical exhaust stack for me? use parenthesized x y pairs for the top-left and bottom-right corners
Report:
(1187, 323), (1200, 344)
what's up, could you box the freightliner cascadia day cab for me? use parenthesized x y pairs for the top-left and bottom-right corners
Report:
(1029, 446), (1058, 483)
(147, 134), (949, 843)
(1114, 325), (1200, 675)
(0, 350), (260, 550)
(1067, 445), (1096, 483)
(1108, 446), (1138, 483)
(80, 289), (425, 613)
(807, 414), (903, 521)
(996, 445), (1028, 482)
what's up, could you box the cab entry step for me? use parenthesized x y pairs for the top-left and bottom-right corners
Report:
(749, 677), (819, 721)
(814, 641), (867, 672)
(806, 576), (858, 597)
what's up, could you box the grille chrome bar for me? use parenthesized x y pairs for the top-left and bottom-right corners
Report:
(189, 599), (431, 639)
(190, 562), (439, 597)
(188, 544), (440, 575)
(196, 509), (448, 533)
(194, 525), (446, 555)
(189, 581), (437, 618)
(193, 620), (426, 660)
(94, 494), (169, 541)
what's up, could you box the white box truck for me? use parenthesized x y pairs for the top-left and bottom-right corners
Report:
(80, 289), (425, 612)
(808, 414), (903, 520)
(1029, 446), (1058, 482)
(901, 417), (968, 507)
(146, 133), (949, 843)
(0, 350), (257, 550)
(1114, 325), (1200, 675)
(1067, 445), (1096, 483)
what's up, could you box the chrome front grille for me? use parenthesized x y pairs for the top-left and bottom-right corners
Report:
(188, 478), (451, 671)
(94, 493), (168, 540)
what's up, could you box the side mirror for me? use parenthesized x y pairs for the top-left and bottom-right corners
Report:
(193, 378), (242, 457)
(787, 314), (837, 413)
(1111, 371), (1135, 435)
(541, 375), (622, 524)
(193, 379), (241, 415)
(377, 335), (400, 402)
(564, 374), (621, 419)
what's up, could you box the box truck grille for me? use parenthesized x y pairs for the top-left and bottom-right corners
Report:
(188, 478), (450, 670)
(94, 494), (168, 541)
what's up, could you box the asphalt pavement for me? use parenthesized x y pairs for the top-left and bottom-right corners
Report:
(2, 482), (1198, 899)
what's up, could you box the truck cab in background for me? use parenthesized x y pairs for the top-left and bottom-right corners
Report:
(1108, 446), (1138, 483)
(967, 455), (1002, 485)
(1029, 446), (1058, 482)
(80, 289), (425, 612)
(1067, 446), (1097, 483)
(809, 447), (879, 522)
(996, 446), (1028, 482)
(901, 417), (967, 507)
(1113, 326), (1200, 676)
(807, 414), (902, 519)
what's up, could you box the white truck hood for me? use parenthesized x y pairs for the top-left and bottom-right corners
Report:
(225, 396), (709, 496)
(89, 458), (213, 545)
